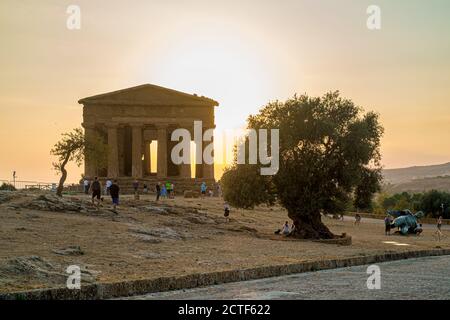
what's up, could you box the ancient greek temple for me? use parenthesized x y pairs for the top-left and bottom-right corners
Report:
(79, 84), (217, 187)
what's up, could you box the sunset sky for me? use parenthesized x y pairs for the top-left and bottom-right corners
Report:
(1, 0), (449, 183)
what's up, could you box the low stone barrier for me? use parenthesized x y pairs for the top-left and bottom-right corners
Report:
(346, 212), (450, 225)
(1, 248), (449, 300)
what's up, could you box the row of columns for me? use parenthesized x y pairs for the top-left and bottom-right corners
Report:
(88, 123), (214, 180)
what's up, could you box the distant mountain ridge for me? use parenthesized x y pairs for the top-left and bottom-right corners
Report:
(383, 162), (450, 184)
(382, 162), (450, 194)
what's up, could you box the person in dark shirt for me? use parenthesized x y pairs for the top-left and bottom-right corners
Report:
(155, 182), (161, 201)
(90, 177), (102, 208)
(109, 180), (120, 213)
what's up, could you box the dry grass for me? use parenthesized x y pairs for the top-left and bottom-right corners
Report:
(1, 192), (449, 293)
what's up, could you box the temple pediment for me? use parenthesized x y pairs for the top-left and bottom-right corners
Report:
(79, 84), (219, 107)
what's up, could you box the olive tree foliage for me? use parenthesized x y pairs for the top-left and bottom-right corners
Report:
(51, 128), (107, 197)
(221, 92), (384, 239)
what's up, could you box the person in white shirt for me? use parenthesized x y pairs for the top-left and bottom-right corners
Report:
(105, 179), (112, 195)
(282, 221), (290, 235)
(83, 179), (90, 195)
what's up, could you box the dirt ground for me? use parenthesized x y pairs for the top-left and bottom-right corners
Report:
(1, 190), (449, 293)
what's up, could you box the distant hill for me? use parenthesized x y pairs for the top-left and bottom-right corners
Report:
(383, 162), (450, 184)
(382, 162), (450, 194)
(384, 176), (450, 194)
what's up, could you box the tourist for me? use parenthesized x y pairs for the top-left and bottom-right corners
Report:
(171, 183), (175, 198)
(384, 215), (392, 236)
(105, 178), (112, 195)
(83, 178), (90, 195)
(354, 213), (361, 226)
(90, 177), (102, 208)
(160, 184), (167, 199)
(282, 221), (290, 235)
(217, 183), (222, 198)
(109, 180), (120, 213)
(143, 183), (148, 194)
(166, 181), (172, 198)
(224, 202), (230, 223)
(435, 216), (443, 241)
(155, 182), (161, 201)
(415, 223), (423, 236)
(133, 180), (139, 194)
(200, 182), (207, 198)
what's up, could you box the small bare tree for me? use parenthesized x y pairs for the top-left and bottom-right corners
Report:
(51, 128), (85, 197)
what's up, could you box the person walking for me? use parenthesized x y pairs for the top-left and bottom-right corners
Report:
(105, 178), (112, 195)
(109, 180), (120, 213)
(155, 182), (161, 201)
(435, 216), (444, 242)
(83, 178), (90, 195)
(90, 177), (102, 208)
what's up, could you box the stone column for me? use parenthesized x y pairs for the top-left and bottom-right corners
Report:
(203, 137), (215, 180)
(107, 124), (119, 178)
(83, 124), (97, 178)
(157, 125), (168, 178)
(131, 124), (143, 178)
(143, 142), (151, 176)
(195, 145), (203, 179)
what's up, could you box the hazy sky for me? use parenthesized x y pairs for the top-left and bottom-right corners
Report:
(1, 0), (449, 182)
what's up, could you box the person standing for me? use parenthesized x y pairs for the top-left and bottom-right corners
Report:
(384, 215), (392, 236)
(155, 182), (161, 201)
(133, 180), (139, 194)
(435, 216), (443, 242)
(171, 183), (175, 198)
(224, 202), (230, 223)
(105, 178), (112, 195)
(161, 184), (167, 199)
(83, 178), (90, 195)
(166, 181), (172, 198)
(143, 183), (148, 194)
(109, 180), (120, 213)
(200, 182), (207, 198)
(90, 177), (102, 208)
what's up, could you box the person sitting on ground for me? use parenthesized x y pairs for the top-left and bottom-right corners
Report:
(90, 177), (102, 208)
(415, 223), (423, 236)
(224, 202), (230, 223)
(282, 221), (290, 235)
(109, 180), (120, 213)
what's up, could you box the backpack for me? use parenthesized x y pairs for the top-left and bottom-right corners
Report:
(92, 181), (100, 191)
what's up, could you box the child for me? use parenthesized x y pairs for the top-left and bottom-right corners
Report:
(224, 202), (230, 223)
